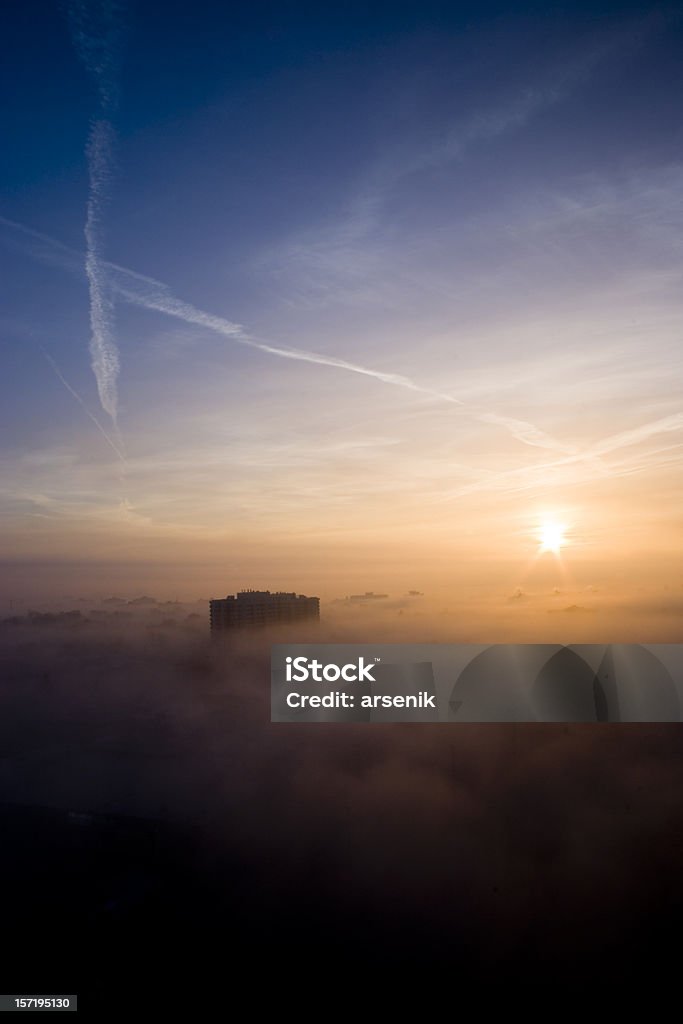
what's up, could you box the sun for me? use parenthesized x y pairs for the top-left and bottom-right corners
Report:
(539, 521), (566, 555)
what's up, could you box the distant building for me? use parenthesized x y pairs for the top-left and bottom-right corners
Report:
(209, 590), (320, 634)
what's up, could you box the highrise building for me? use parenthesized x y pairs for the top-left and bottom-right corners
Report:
(209, 590), (320, 634)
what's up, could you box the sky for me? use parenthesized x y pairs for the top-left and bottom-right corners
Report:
(1, 0), (682, 627)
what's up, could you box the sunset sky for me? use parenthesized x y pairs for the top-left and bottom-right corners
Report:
(1, 1), (682, 626)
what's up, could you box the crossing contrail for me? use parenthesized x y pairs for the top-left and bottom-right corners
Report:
(5, 212), (676, 466)
(1, 213), (577, 451)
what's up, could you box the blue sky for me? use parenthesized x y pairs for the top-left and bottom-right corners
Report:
(1, 1), (682, 608)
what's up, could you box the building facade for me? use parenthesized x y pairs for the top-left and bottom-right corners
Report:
(209, 590), (320, 634)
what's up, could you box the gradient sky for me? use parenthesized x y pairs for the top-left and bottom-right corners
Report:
(1, 0), (682, 619)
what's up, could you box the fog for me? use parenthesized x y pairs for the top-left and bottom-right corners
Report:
(2, 602), (683, 983)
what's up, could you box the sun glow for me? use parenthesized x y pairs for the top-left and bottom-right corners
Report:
(539, 521), (566, 555)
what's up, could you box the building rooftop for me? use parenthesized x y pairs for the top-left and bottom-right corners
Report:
(209, 590), (320, 632)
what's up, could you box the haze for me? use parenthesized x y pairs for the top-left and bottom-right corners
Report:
(1, 1), (681, 639)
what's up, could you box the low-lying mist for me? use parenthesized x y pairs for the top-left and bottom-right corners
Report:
(2, 602), (683, 979)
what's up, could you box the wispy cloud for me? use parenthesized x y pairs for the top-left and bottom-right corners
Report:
(258, 20), (654, 306)
(371, 33), (619, 189)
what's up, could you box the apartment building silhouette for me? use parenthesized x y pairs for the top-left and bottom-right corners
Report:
(209, 589), (320, 633)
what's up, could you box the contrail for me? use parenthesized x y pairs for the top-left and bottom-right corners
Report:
(112, 269), (456, 394)
(442, 413), (683, 500)
(108, 264), (576, 453)
(587, 413), (683, 457)
(67, 1), (123, 425)
(85, 119), (119, 422)
(0, 213), (574, 451)
(5, 213), (677, 464)
(40, 348), (126, 463)
(66, 0), (122, 113)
